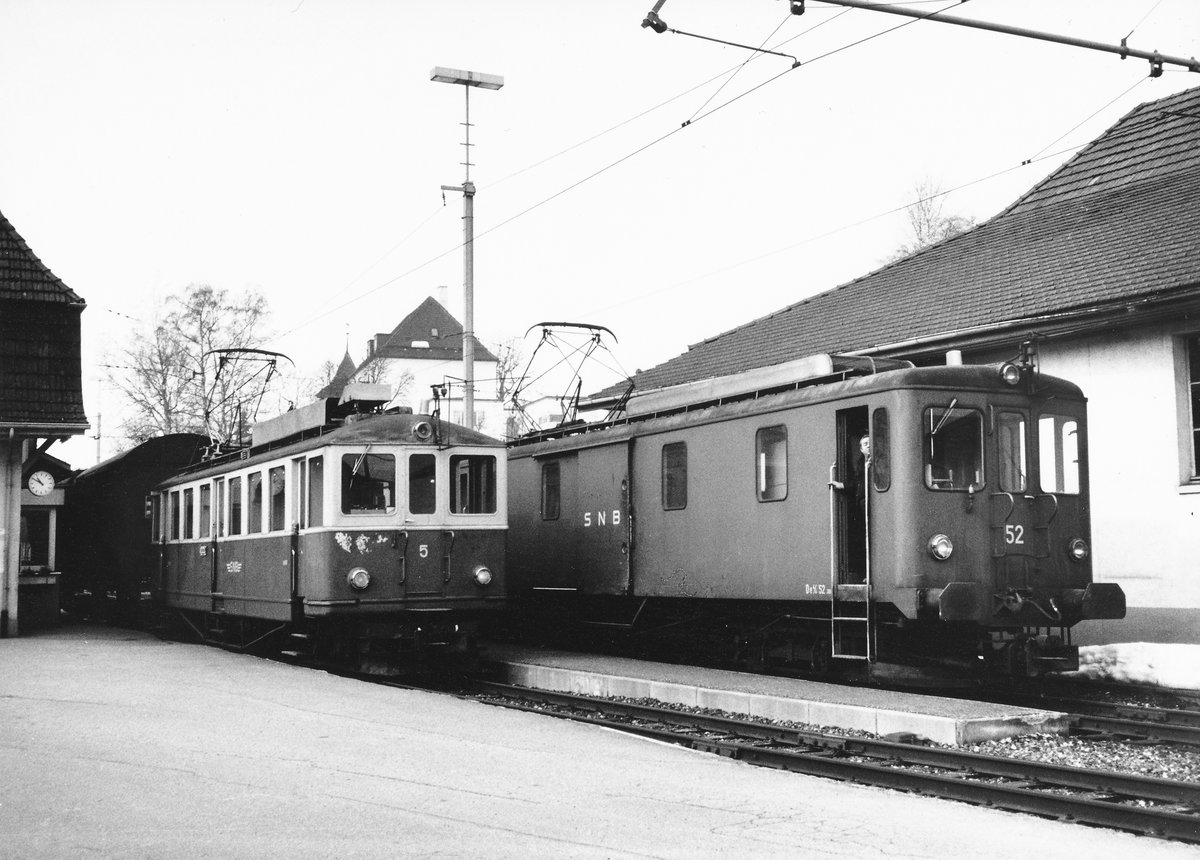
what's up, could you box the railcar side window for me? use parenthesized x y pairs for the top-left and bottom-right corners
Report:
(308, 457), (324, 526)
(169, 491), (181, 540)
(923, 406), (984, 491)
(755, 426), (787, 502)
(183, 488), (195, 539)
(248, 472), (264, 533)
(1038, 414), (1081, 495)
(998, 412), (1028, 493)
(662, 442), (687, 510)
(269, 466), (286, 531)
(451, 455), (497, 514)
(150, 494), (162, 543)
(409, 453), (436, 514)
(292, 458), (307, 528)
(871, 409), (890, 491)
(199, 484), (211, 538)
(217, 479), (227, 536)
(541, 461), (561, 520)
(229, 477), (243, 535)
(342, 453), (396, 514)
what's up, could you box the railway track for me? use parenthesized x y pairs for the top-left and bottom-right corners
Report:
(472, 680), (1200, 844)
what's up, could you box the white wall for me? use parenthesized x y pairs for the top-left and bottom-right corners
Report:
(1036, 328), (1200, 611)
(372, 355), (506, 437)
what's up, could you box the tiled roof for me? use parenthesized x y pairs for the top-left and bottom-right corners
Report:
(364, 296), (499, 366)
(0, 209), (88, 430)
(0, 209), (84, 304)
(600, 84), (1200, 400)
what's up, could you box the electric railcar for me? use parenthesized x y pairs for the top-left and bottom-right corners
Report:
(148, 394), (506, 671)
(506, 353), (1125, 677)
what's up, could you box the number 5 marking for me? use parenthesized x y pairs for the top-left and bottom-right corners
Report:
(1005, 524), (1025, 545)
(419, 544), (429, 558)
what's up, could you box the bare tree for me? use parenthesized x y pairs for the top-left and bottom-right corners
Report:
(889, 178), (976, 262)
(494, 338), (524, 405)
(354, 356), (415, 404)
(109, 283), (271, 444)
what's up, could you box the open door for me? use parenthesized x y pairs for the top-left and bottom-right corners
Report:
(834, 407), (870, 585)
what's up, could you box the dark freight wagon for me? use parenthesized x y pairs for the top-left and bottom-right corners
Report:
(507, 354), (1125, 676)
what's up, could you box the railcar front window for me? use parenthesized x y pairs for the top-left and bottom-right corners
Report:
(662, 442), (687, 510)
(541, 461), (561, 520)
(923, 406), (984, 491)
(341, 453), (396, 514)
(998, 412), (1028, 493)
(1039, 414), (1081, 495)
(409, 454), (436, 514)
(451, 455), (497, 514)
(755, 425), (787, 502)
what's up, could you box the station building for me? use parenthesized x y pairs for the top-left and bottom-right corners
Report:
(588, 84), (1200, 646)
(352, 296), (505, 435)
(0, 209), (89, 636)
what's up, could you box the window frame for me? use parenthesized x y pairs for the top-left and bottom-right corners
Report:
(450, 454), (498, 515)
(755, 425), (788, 503)
(662, 442), (688, 511)
(922, 405), (986, 492)
(541, 460), (561, 521)
(871, 408), (890, 492)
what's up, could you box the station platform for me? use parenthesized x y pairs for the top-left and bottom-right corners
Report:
(486, 645), (1069, 746)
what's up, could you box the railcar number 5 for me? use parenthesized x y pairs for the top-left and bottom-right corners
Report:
(1005, 524), (1025, 545)
(419, 545), (429, 558)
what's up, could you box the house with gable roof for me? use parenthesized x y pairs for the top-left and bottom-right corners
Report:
(357, 296), (504, 434)
(0, 208), (89, 636)
(588, 84), (1200, 645)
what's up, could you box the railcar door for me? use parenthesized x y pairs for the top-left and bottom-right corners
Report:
(990, 408), (1054, 589)
(834, 407), (871, 585)
(402, 452), (448, 597)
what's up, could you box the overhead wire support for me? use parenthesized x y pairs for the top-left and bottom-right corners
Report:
(642, 1), (801, 68)
(793, 0), (1200, 77)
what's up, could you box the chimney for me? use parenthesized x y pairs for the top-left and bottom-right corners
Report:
(437, 285), (449, 310)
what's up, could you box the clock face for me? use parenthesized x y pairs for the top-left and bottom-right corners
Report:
(28, 470), (55, 496)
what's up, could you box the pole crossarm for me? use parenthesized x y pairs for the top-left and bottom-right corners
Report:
(794, 0), (1199, 76)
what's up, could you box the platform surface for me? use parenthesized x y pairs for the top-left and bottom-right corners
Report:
(4, 625), (1191, 859)
(488, 645), (1069, 745)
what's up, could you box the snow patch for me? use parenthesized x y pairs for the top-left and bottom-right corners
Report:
(1067, 643), (1200, 690)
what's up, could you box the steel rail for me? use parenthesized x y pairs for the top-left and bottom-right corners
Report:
(475, 681), (1200, 843)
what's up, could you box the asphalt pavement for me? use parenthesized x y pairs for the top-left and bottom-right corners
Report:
(1, 625), (1193, 859)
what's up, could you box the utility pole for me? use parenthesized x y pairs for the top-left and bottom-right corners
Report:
(431, 66), (504, 428)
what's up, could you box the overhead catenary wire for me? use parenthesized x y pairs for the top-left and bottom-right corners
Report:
(278, 6), (944, 342)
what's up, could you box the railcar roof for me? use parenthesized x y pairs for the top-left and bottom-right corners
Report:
(510, 363), (1082, 455)
(160, 413), (502, 487)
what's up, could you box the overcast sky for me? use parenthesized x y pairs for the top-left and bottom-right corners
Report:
(2, 0), (1197, 465)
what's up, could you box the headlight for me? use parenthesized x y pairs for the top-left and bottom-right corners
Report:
(347, 567), (371, 590)
(928, 534), (954, 561)
(1068, 538), (1090, 562)
(999, 362), (1022, 386)
(473, 565), (493, 587)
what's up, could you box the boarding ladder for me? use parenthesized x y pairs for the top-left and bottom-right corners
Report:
(828, 463), (874, 662)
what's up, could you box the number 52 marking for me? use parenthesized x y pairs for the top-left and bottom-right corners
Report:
(1005, 524), (1025, 545)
